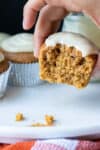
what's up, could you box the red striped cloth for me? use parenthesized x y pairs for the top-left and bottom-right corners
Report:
(0, 139), (100, 150)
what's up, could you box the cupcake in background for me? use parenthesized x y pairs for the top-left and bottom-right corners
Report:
(1, 33), (43, 87)
(0, 52), (11, 98)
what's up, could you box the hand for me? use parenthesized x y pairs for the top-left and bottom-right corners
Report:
(23, 0), (100, 57)
(23, 5), (68, 56)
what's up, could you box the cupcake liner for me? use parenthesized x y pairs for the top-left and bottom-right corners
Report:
(8, 63), (44, 87)
(0, 63), (12, 98)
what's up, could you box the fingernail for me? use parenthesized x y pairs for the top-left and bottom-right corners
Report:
(23, 18), (28, 30)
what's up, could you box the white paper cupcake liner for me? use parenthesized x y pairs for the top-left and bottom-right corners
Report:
(8, 63), (44, 87)
(0, 63), (12, 98)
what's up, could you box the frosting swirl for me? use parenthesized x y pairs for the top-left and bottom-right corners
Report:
(45, 32), (98, 57)
(0, 33), (10, 47)
(1, 33), (34, 53)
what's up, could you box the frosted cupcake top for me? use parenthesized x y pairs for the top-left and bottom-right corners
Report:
(0, 33), (10, 47)
(1, 33), (34, 53)
(45, 32), (98, 57)
(0, 52), (4, 63)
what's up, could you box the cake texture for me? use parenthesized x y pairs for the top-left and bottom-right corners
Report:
(1, 33), (43, 87)
(39, 32), (98, 88)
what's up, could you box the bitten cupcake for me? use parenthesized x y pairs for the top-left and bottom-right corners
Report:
(1, 33), (43, 87)
(0, 52), (11, 98)
(39, 32), (98, 89)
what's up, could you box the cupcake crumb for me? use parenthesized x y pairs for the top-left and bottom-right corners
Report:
(45, 115), (54, 125)
(31, 115), (55, 127)
(31, 123), (47, 127)
(16, 113), (24, 121)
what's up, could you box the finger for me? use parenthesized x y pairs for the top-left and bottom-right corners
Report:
(89, 13), (100, 27)
(46, 0), (81, 11)
(34, 6), (67, 57)
(83, 10), (100, 27)
(34, 21), (61, 57)
(23, 4), (37, 29)
(78, 0), (100, 27)
(23, 0), (46, 30)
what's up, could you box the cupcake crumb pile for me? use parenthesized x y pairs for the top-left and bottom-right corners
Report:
(15, 113), (55, 126)
(31, 115), (55, 127)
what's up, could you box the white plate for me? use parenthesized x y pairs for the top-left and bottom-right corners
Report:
(0, 83), (100, 143)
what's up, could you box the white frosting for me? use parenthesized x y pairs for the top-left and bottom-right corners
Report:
(0, 33), (10, 46)
(0, 53), (4, 63)
(1, 33), (34, 53)
(45, 32), (98, 57)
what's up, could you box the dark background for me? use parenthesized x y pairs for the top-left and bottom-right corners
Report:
(0, 0), (34, 34)
(0, 0), (62, 35)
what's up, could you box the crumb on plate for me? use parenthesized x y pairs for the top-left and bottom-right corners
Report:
(45, 115), (54, 125)
(16, 113), (24, 121)
(31, 115), (55, 127)
(31, 123), (47, 127)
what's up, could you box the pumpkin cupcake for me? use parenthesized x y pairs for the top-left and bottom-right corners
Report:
(39, 32), (98, 88)
(1, 33), (43, 87)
